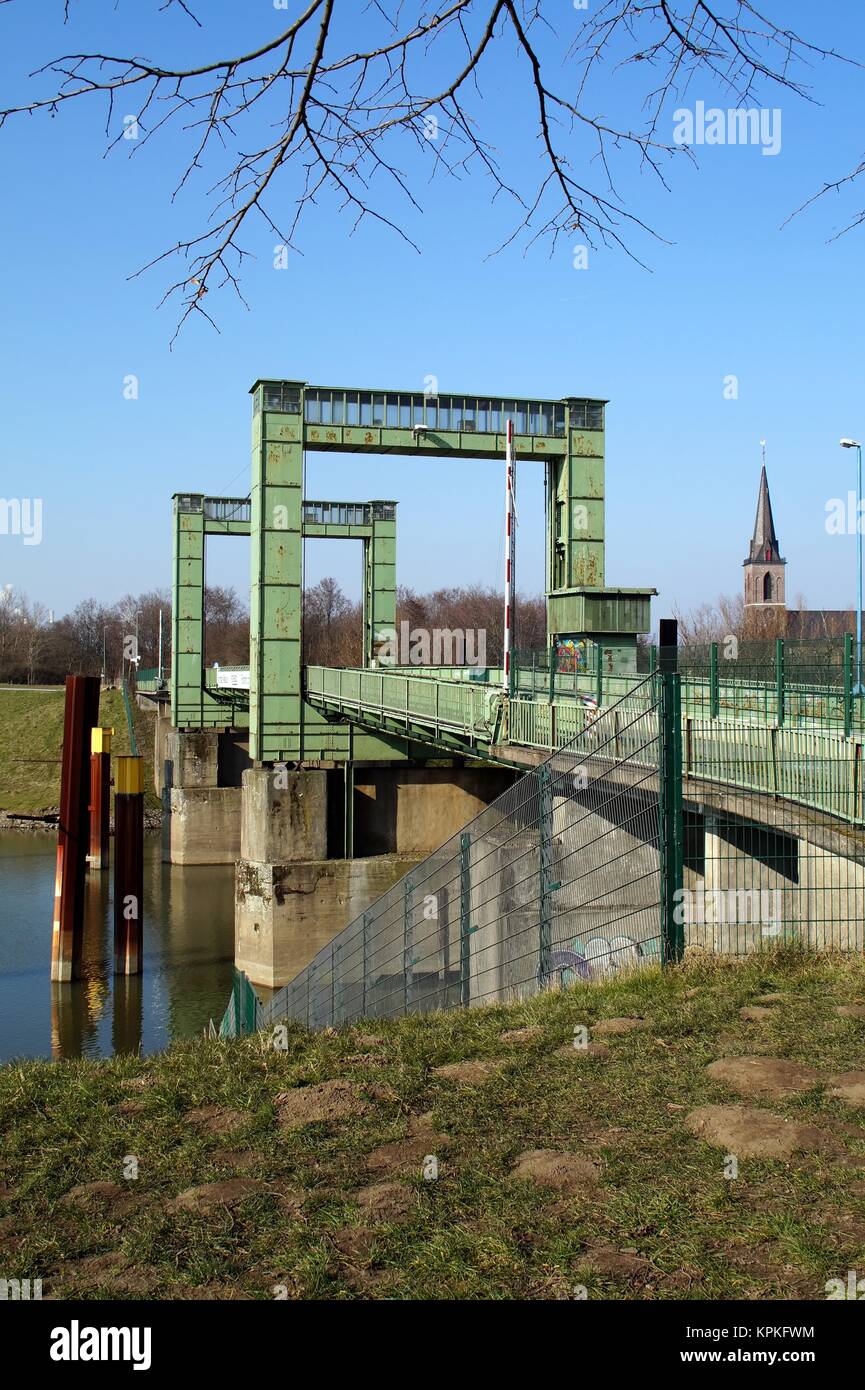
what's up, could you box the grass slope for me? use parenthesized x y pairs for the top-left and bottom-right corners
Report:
(0, 688), (158, 816)
(1, 951), (864, 1300)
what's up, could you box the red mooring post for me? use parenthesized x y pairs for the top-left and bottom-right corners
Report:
(88, 727), (113, 871)
(51, 675), (100, 982)
(114, 755), (144, 975)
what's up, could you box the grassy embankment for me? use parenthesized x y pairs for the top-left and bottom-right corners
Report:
(1, 950), (863, 1300)
(0, 687), (159, 818)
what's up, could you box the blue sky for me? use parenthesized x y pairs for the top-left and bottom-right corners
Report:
(1, 0), (863, 626)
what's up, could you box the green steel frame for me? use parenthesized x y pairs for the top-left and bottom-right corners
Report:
(171, 491), (396, 742)
(248, 379), (654, 762)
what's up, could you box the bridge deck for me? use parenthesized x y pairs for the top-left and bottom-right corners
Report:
(304, 665), (865, 828)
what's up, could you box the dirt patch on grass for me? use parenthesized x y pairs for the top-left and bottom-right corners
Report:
(582, 1244), (656, 1280)
(739, 1006), (776, 1023)
(168, 1177), (268, 1213)
(59, 1181), (148, 1218)
(836, 1005), (865, 1020)
(828, 1072), (865, 1108)
(214, 1149), (264, 1171)
(814, 1203), (865, 1243)
(57, 1250), (162, 1297)
(408, 1112), (438, 1134)
(511, 1150), (601, 1194)
(185, 1106), (249, 1136)
(685, 1105), (825, 1159)
(120, 1073), (159, 1090)
(366, 1131), (450, 1176)
(116, 1098), (147, 1117)
(754, 993), (786, 1005)
(706, 1056), (821, 1099)
(553, 1042), (610, 1061)
(330, 1225), (379, 1261)
(433, 1059), (508, 1084)
(175, 1283), (256, 1300)
(276, 1079), (367, 1130)
(355, 1181), (416, 1223)
(592, 1018), (647, 1037)
(500, 1027), (544, 1044)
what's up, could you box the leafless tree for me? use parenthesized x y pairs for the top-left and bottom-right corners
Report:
(673, 591), (744, 645)
(0, 1), (847, 337)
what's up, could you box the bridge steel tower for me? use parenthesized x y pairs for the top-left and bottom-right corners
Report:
(248, 378), (655, 763)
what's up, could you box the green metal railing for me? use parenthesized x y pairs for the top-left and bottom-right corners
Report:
(135, 666), (164, 694)
(510, 637), (861, 732)
(306, 665), (505, 751)
(306, 654), (865, 827)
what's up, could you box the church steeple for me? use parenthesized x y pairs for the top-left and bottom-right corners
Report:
(743, 442), (786, 608)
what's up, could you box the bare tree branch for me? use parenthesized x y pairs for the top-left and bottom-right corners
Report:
(0, 0), (849, 337)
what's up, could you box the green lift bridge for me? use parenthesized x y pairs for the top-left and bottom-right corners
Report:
(171, 378), (656, 764)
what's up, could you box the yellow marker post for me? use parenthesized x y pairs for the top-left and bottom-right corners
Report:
(114, 755), (144, 974)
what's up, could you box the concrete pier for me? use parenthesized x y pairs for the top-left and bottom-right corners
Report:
(353, 765), (515, 854)
(160, 728), (243, 865)
(235, 854), (421, 988)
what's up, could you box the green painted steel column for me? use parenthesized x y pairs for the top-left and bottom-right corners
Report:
(459, 832), (471, 1006)
(709, 642), (720, 718)
(563, 399), (604, 588)
(364, 504), (397, 665)
(171, 494), (205, 729)
(538, 763), (555, 982)
(250, 384), (304, 761)
(775, 637), (785, 728)
(595, 642), (604, 707)
(658, 620), (684, 964)
(844, 632), (854, 737)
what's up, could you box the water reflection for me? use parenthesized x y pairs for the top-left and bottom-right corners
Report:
(0, 832), (422, 1064)
(1, 831), (235, 1063)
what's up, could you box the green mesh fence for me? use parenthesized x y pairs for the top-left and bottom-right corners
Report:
(224, 678), (668, 1035)
(221, 642), (865, 1037)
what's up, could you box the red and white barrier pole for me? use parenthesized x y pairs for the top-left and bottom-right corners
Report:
(503, 418), (516, 694)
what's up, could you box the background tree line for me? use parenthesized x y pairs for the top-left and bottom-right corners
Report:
(0, 579), (549, 684)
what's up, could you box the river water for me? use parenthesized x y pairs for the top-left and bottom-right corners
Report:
(0, 831), (419, 1064)
(0, 831), (237, 1063)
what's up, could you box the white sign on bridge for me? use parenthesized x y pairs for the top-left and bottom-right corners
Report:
(215, 667), (250, 690)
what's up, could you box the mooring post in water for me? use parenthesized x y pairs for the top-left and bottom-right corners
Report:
(114, 755), (144, 975)
(51, 675), (100, 982)
(87, 726), (113, 871)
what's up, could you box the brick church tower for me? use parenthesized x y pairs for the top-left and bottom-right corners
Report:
(743, 449), (786, 613)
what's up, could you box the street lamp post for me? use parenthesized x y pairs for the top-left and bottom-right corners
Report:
(840, 438), (863, 696)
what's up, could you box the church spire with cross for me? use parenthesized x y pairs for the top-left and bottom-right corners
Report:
(744, 441), (786, 608)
